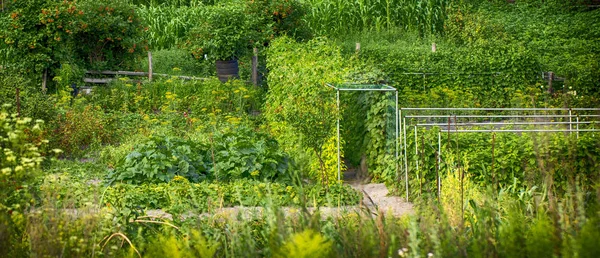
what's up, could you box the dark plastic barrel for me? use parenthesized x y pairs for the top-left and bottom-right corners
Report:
(216, 60), (239, 83)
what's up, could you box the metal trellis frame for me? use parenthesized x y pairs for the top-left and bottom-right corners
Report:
(400, 107), (600, 200)
(326, 83), (399, 187)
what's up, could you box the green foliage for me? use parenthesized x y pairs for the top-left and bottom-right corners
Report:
(266, 36), (348, 185)
(50, 104), (114, 158)
(88, 77), (258, 117)
(301, 0), (449, 37)
(126, 0), (211, 7)
(403, 127), (600, 200)
(184, 4), (262, 61)
(0, 0), (147, 73)
(211, 124), (291, 182)
(0, 70), (56, 122)
(106, 125), (291, 184)
(141, 48), (213, 76)
(0, 110), (46, 213)
(103, 178), (362, 215)
(275, 229), (333, 258)
(245, 0), (311, 41)
(445, 3), (600, 97)
(106, 136), (209, 184)
(364, 92), (396, 183)
(137, 5), (207, 50)
(351, 35), (541, 107)
(0, 110), (47, 256)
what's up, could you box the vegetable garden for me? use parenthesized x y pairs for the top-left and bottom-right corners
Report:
(1, 0), (600, 257)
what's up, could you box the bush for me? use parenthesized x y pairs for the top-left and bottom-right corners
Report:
(106, 135), (210, 184)
(266, 37), (348, 185)
(0, 71), (56, 123)
(184, 4), (260, 61)
(0, 0), (147, 74)
(0, 109), (47, 256)
(106, 126), (292, 184)
(50, 104), (114, 158)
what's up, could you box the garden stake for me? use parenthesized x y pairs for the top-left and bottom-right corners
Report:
(420, 134), (425, 195)
(415, 126), (419, 187)
(491, 132), (496, 196)
(454, 115), (464, 224)
(437, 131), (441, 201)
(15, 87), (20, 117)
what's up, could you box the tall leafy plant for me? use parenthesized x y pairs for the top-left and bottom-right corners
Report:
(0, 0), (147, 74)
(266, 37), (348, 185)
(184, 4), (260, 61)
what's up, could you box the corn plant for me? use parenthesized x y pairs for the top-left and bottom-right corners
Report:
(300, 0), (449, 37)
(137, 5), (207, 49)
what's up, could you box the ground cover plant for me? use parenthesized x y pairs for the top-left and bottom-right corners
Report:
(0, 0), (599, 257)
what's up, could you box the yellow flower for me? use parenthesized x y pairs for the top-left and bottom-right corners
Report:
(1, 167), (12, 175)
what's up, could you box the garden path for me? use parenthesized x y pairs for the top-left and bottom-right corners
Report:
(344, 168), (414, 217)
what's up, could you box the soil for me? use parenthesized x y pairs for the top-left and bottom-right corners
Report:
(344, 168), (414, 217)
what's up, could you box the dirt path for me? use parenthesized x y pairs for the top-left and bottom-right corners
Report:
(349, 183), (414, 217)
(344, 168), (414, 217)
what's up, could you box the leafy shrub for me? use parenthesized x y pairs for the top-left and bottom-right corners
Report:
(211, 124), (291, 182)
(106, 136), (210, 184)
(0, 110), (47, 213)
(352, 37), (541, 108)
(107, 125), (291, 184)
(0, 71), (56, 123)
(266, 36), (348, 185)
(0, 0), (147, 73)
(245, 0), (311, 42)
(184, 4), (260, 61)
(0, 109), (47, 256)
(50, 104), (114, 158)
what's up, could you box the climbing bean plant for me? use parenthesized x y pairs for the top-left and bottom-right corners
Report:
(265, 36), (348, 185)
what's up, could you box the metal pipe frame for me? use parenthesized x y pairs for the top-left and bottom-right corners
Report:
(325, 83), (396, 92)
(445, 129), (600, 133)
(416, 121), (597, 127)
(406, 115), (600, 119)
(329, 83), (399, 189)
(336, 89), (341, 182)
(399, 107), (600, 201)
(401, 107), (600, 111)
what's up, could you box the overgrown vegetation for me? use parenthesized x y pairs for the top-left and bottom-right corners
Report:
(0, 0), (599, 257)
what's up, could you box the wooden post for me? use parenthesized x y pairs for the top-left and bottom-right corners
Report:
(548, 71), (553, 93)
(148, 51), (153, 82)
(355, 42), (361, 52)
(15, 87), (20, 117)
(252, 48), (258, 86)
(42, 69), (47, 94)
(432, 43), (437, 52)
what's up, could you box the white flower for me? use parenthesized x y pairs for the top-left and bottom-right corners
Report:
(428, 253), (434, 257)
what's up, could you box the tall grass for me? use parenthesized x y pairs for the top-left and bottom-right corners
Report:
(9, 169), (600, 257)
(300, 0), (449, 37)
(137, 5), (207, 50)
(126, 0), (210, 7)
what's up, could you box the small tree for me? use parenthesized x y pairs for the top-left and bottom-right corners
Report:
(0, 0), (147, 76)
